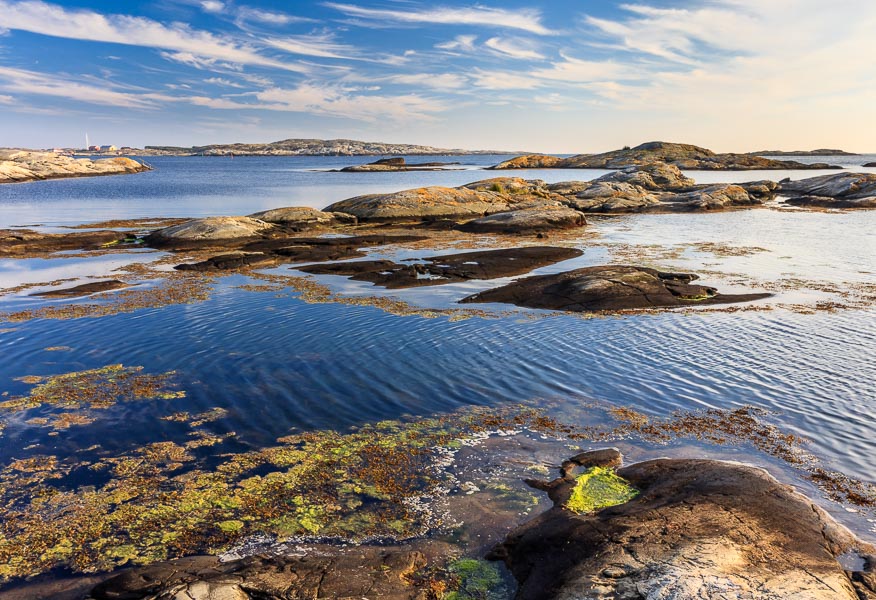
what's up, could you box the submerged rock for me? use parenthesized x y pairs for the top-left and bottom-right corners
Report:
(0, 229), (129, 256)
(89, 544), (448, 600)
(297, 246), (583, 288)
(460, 265), (771, 311)
(0, 150), (151, 184)
(31, 280), (129, 298)
(491, 142), (842, 171)
(779, 172), (876, 208)
(490, 452), (876, 600)
(247, 206), (356, 229)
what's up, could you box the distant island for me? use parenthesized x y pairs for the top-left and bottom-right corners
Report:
(131, 138), (516, 157)
(751, 149), (859, 156)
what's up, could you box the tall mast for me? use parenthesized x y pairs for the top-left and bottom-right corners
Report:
(85, 132), (90, 150)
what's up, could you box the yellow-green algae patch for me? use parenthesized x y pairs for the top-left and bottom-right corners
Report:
(0, 406), (559, 582)
(565, 466), (638, 514)
(0, 365), (185, 433)
(445, 558), (509, 600)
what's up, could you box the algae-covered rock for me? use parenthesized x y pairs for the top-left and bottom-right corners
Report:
(565, 466), (638, 514)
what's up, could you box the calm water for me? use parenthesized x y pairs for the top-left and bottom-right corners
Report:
(0, 155), (875, 536)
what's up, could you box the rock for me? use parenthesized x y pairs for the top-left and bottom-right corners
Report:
(145, 217), (275, 247)
(0, 150), (150, 184)
(323, 186), (513, 222)
(339, 157), (461, 172)
(460, 265), (771, 311)
(0, 229), (129, 256)
(491, 142), (843, 171)
(660, 183), (757, 210)
(31, 280), (129, 298)
(246, 207), (355, 229)
(739, 179), (779, 199)
(592, 162), (696, 191)
(297, 246), (583, 288)
(553, 181), (663, 213)
(89, 545), (445, 600)
(488, 155), (563, 169)
(779, 172), (876, 208)
(864, 162), (876, 167)
(174, 235), (427, 271)
(490, 454), (876, 600)
(457, 206), (586, 234)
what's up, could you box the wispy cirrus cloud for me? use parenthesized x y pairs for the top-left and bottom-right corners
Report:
(483, 37), (544, 60)
(0, 65), (169, 108)
(324, 3), (553, 35)
(0, 0), (309, 72)
(435, 34), (477, 53)
(234, 6), (319, 26)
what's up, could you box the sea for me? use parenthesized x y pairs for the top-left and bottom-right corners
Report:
(0, 153), (874, 592)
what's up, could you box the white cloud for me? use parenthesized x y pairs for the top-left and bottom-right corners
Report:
(386, 73), (468, 90)
(0, 0), (309, 72)
(0, 94), (13, 103)
(265, 33), (358, 60)
(203, 77), (243, 88)
(435, 34), (477, 52)
(200, 1), (224, 14)
(186, 82), (448, 122)
(0, 66), (168, 108)
(471, 69), (541, 90)
(530, 54), (633, 84)
(324, 3), (553, 35)
(484, 37), (544, 60)
(235, 7), (318, 26)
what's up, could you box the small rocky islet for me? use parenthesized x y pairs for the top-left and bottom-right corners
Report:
(0, 150), (151, 184)
(1, 149), (875, 599)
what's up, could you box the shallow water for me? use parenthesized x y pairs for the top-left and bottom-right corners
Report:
(0, 155), (875, 554)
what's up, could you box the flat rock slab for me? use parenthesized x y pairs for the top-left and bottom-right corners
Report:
(460, 265), (770, 311)
(490, 454), (876, 600)
(89, 545), (445, 600)
(0, 229), (130, 256)
(246, 207), (356, 228)
(31, 280), (130, 298)
(780, 173), (876, 208)
(457, 206), (586, 234)
(174, 235), (427, 271)
(297, 246), (583, 288)
(145, 217), (275, 247)
(0, 151), (150, 184)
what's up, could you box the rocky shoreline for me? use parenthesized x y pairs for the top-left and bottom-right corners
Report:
(1, 163), (874, 599)
(0, 150), (151, 184)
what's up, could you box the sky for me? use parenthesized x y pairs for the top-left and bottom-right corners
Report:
(0, 0), (874, 152)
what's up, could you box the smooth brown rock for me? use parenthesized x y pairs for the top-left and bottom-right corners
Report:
(145, 217), (275, 248)
(0, 229), (129, 256)
(323, 186), (514, 222)
(297, 246), (583, 288)
(174, 235), (427, 271)
(31, 280), (130, 298)
(246, 207), (355, 229)
(460, 265), (771, 311)
(490, 456), (876, 600)
(457, 206), (586, 234)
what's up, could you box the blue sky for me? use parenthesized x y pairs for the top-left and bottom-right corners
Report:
(0, 0), (874, 152)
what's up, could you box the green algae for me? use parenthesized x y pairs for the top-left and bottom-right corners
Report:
(0, 405), (559, 582)
(446, 558), (509, 600)
(565, 466), (638, 514)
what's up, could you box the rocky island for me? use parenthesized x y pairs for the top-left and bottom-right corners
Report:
(336, 157), (462, 172)
(0, 150), (150, 184)
(490, 141), (843, 170)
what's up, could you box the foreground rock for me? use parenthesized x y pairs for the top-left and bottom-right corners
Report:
(339, 157), (461, 171)
(0, 229), (130, 256)
(145, 217), (276, 248)
(490, 450), (876, 600)
(89, 544), (448, 600)
(779, 172), (876, 208)
(297, 246), (583, 288)
(488, 155), (563, 169)
(461, 266), (770, 311)
(492, 141), (842, 171)
(0, 150), (150, 184)
(247, 207), (356, 229)
(173, 234), (426, 271)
